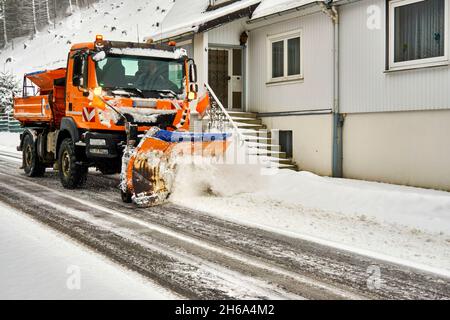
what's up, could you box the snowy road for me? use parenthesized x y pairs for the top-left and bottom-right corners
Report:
(0, 154), (448, 299)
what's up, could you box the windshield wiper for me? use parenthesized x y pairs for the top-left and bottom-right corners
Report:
(149, 89), (178, 98)
(109, 87), (145, 98)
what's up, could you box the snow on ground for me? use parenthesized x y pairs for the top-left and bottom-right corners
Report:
(0, 202), (177, 300)
(0, 0), (175, 79)
(1, 0), (449, 277)
(0, 132), (20, 154)
(2, 130), (449, 273)
(170, 162), (450, 273)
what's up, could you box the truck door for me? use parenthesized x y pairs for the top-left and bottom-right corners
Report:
(67, 52), (92, 123)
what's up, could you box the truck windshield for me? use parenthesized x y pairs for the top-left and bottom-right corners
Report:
(95, 55), (185, 95)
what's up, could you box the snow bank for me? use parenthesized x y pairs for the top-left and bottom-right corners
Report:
(0, 132), (20, 154)
(259, 171), (450, 235)
(173, 163), (450, 235)
(170, 159), (450, 271)
(0, 202), (176, 299)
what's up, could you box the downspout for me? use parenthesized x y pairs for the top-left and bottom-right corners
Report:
(320, 3), (343, 178)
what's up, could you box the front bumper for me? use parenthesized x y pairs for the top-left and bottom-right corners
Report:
(85, 132), (126, 159)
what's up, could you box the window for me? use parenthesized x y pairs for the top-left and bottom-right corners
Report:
(268, 31), (302, 83)
(95, 56), (185, 96)
(389, 0), (448, 70)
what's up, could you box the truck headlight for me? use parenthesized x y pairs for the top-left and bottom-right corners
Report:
(90, 139), (107, 146)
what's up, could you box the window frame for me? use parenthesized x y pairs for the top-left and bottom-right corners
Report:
(267, 30), (303, 84)
(388, 0), (449, 71)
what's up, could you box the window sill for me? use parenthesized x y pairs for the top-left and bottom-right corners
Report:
(385, 60), (449, 73)
(266, 77), (304, 86)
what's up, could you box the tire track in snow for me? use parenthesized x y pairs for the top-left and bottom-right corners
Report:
(0, 166), (315, 299)
(0, 159), (448, 299)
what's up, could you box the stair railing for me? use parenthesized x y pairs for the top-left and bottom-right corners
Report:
(204, 84), (279, 171)
(204, 83), (245, 144)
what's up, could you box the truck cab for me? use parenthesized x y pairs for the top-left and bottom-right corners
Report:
(14, 36), (201, 189)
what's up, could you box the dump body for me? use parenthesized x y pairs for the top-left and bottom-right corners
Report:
(14, 69), (66, 126)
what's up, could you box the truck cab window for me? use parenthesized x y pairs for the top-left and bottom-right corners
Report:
(95, 55), (184, 96)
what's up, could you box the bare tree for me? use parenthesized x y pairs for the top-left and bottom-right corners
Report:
(44, 0), (52, 25)
(0, 1), (7, 46)
(31, 0), (37, 34)
(68, 0), (73, 14)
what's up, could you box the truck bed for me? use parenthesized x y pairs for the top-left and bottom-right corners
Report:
(14, 69), (67, 127)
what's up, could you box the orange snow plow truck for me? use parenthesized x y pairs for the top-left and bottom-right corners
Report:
(14, 36), (231, 206)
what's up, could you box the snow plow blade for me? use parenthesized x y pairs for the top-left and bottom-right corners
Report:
(121, 128), (231, 207)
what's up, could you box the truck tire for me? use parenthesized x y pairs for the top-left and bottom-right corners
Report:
(58, 138), (88, 189)
(121, 189), (133, 203)
(22, 134), (46, 177)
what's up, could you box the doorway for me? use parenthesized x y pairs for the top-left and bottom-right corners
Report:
(208, 47), (243, 110)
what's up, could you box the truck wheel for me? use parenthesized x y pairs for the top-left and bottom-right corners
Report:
(22, 134), (46, 177)
(121, 189), (133, 203)
(58, 138), (88, 189)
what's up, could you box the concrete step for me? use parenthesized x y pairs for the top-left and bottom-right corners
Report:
(248, 150), (287, 159)
(231, 117), (263, 125)
(236, 123), (267, 131)
(258, 159), (298, 171)
(242, 135), (272, 141)
(274, 163), (298, 171)
(239, 129), (272, 138)
(246, 143), (281, 151)
(228, 111), (257, 119)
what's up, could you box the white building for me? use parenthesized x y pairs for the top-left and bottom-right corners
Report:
(152, 0), (450, 191)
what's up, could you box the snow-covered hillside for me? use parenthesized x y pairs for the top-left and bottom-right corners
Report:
(0, 0), (174, 79)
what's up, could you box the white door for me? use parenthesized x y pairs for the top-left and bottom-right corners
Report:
(208, 47), (243, 110)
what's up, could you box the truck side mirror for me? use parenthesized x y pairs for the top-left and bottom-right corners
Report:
(72, 55), (85, 88)
(189, 63), (197, 83)
(73, 75), (84, 87)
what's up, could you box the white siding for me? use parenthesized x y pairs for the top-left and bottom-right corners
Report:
(208, 19), (247, 46)
(343, 110), (450, 191)
(247, 12), (334, 113)
(193, 32), (209, 95)
(340, 0), (450, 113)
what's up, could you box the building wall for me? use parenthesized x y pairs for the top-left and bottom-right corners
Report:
(208, 18), (247, 46)
(340, 0), (450, 113)
(343, 110), (450, 191)
(193, 32), (209, 95)
(247, 11), (334, 113)
(264, 114), (334, 176)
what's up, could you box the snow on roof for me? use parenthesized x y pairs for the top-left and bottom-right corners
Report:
(251, 0), (319, 20)
(108, 47), (187, 59)
(150, 0), (261, 41)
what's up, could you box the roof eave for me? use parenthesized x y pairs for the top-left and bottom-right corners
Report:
(151, 1), (260, 43)
(248, 1), (321, 24)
